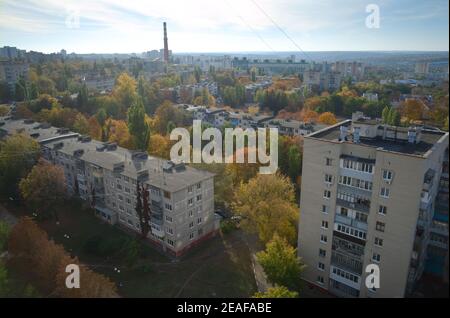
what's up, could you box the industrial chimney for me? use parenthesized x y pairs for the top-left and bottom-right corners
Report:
(163, 22), (169, 63)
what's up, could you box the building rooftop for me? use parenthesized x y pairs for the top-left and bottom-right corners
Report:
(310, 119), (447, 157)
(0, 117), (214, 192)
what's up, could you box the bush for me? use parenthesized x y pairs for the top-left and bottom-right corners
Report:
(220, 220), (237, 234)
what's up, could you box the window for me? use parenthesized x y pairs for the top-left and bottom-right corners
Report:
(340, 207), (348, 217)
(197, 217), (202, 224)
(376, 221), (385, 232)
(196, 194), (202, 202)
(167, 239), (175, 247)
(319, 249), (326, 258)
(380, 187), (390, 198)
(323, 190), (331, 199)
(117, 184), (122, 190)
(165, 215), (173, 223)
(188, 210), (194, 217)
(321, 221), (328, 229)
(125, 187), (130, 193)
(189, 232), (195, 240)
(355, 212), (368, 223)
(317, 276), (324, 285)
(188, 186), (193, 193)
(374, 237), (383, 247)
(382, 169), (393, 181)
(164, 191), (171, 199)
(166, 227), (173, 235)
(372, 252), (381, 263)
(325, 158), (333, 166)
(188, 198), (193, 206)
(378, 205), (387, 215)
(164, 203), (172, 211)
(320, 234), (328, 243)
(322, 205), (329, 214)
(325, 174), (333, 183)
(196, 183), (201, 189)
(318, 262), (325, 271)
(189, 221), (194, 228)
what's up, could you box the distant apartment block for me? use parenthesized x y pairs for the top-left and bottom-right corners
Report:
(0, 60), (29, 94)
(298, 112), (449, 297)
(0, 116), (218, 257)
(81, 75), (115, 92)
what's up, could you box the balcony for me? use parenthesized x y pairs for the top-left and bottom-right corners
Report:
(336, 198), (370, 213)
(335, 214), (368, 232)
(331, 251), (363, 275)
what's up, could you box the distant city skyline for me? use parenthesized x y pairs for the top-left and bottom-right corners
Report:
(0, 0), (448, 54)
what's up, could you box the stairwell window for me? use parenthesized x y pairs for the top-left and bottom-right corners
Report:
(380, 187), (390, 198)
(323, 190), (331, 199)
(325, 158), (333, 166)
(376, 221), (385, 232)
(372, 252), (381, 263)
(378, 205), (387, 215)
(382, 170), (393, 182)
(321, 221), (329, 229)
(374, 237), (384, 247)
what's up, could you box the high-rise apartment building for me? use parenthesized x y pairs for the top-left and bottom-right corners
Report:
(298, 112), (449, 297)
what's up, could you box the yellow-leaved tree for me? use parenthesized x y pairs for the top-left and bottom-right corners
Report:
(232, 172), (298, 245)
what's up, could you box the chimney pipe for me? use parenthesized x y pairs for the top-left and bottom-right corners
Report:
(163, 22), (169, 63)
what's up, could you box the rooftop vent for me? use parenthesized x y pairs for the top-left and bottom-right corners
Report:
(57, 127), (69, 134)
(408, 128), (418, 144)
(113, 161), (125, 172)
(173, 162), (186, 172)
(39, 122), (51, 129)
(137, 169), (149, 181)
(73, 149), (84, 157)
(162, 160), (175, 173)
(30, 133), (40, 138)
(78, 135), (91, 143)
(131, 151), (148, 160)
(104, 142), (117, 151)
(353, 127), (361, 143)
(96, 144), (107, 152)
(339, 126), (348, 141)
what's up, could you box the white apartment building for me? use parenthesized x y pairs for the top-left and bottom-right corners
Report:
(298, 112), (449, 297)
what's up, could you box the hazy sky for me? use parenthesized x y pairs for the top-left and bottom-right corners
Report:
(0, 0), (448, 54)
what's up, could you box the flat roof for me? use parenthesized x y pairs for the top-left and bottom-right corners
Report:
(310, 120), (447, 157)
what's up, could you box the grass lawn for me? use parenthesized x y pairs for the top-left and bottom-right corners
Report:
(6, 200), (257, 298)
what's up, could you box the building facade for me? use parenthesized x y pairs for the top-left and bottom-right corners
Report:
(298, 112), (449, 297)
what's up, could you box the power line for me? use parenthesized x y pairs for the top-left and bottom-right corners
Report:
(249, 0), (312, 62)
(223, 0), (276, 53)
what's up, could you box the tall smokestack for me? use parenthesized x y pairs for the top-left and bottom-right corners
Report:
(163, 22), (169, 63)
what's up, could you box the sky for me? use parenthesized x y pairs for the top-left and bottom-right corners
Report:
(0, 0), (448, 54)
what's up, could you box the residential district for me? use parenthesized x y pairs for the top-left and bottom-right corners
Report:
(0, 23), (449, 299)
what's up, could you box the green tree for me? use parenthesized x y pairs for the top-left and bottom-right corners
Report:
(19, 160), (66, 219)
(382, 106), (390, 124)
(0, 263), (9, 297)
(0, 134), (40, 198)
(253, 285), (299, 298)
(256, 234), (305, 291)
(73, 113), (90, 135)
(127, 98), (150, 150)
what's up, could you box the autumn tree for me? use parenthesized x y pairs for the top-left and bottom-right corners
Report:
(88, 116), (102, 140)
(232, 173), (298, 245)
(113, 72), (137, 114)
(127, 98), (150, 151)
(73, 113), (90, 135)
(19, 160), (66, 219)
(401, 99), (425, 122)
(318, 112), (337, 125)
(253, 285), (299, 298)
(0, 133), (40, 198)
(148, 134), (172, 159)
(256, 233), (305, 291)
(105, 118), (134, 148)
